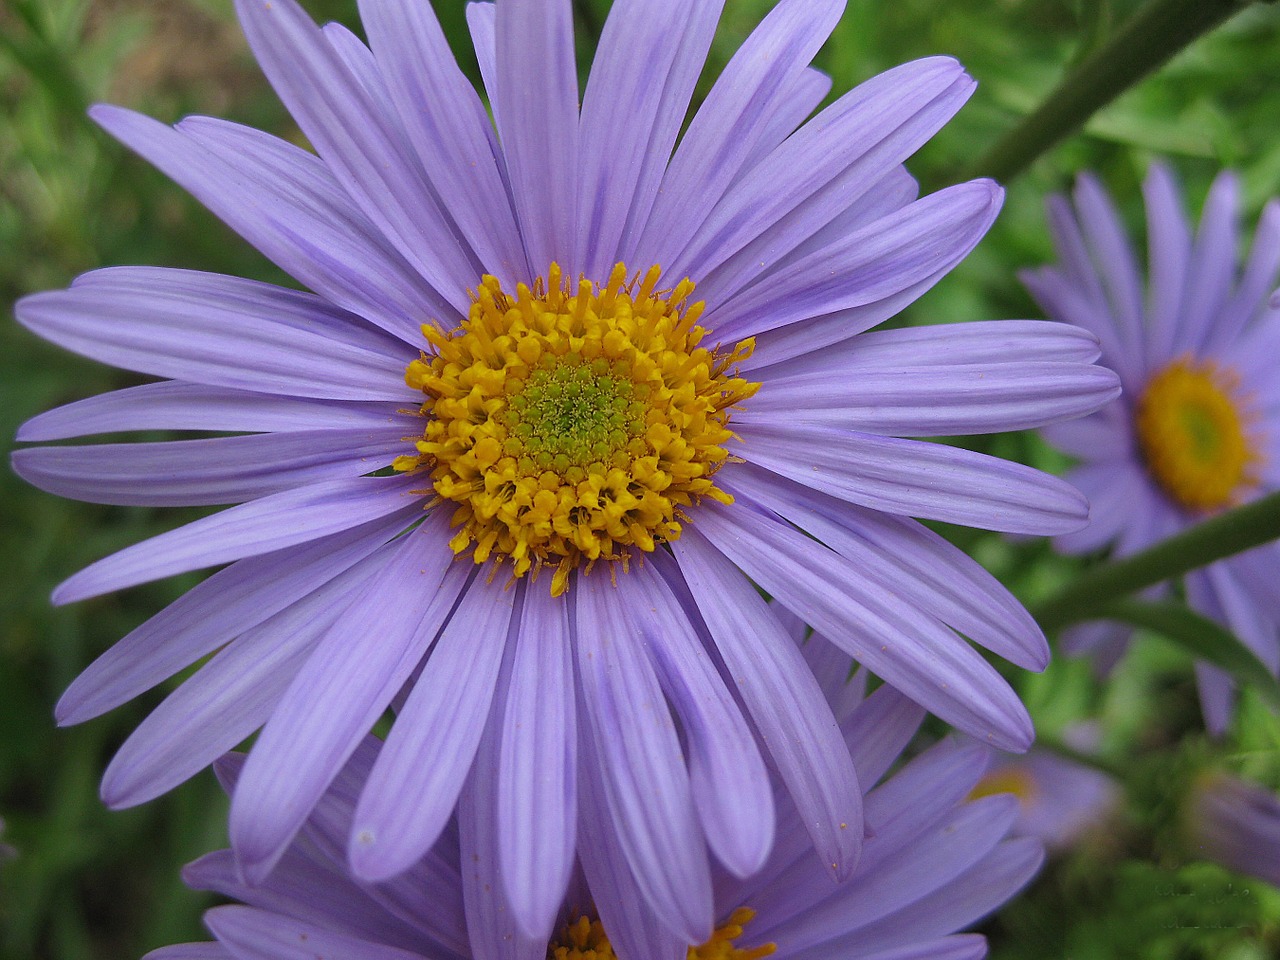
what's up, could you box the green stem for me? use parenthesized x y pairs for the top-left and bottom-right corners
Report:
(1032, 491), (1280, 631)
(1035, 733), (1130, 781)
(969, 0), (1263, 183)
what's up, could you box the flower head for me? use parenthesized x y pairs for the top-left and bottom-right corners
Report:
(147, 660), (1042, 960)
(14, 0), (1113, 938)
(1023, 165), (1280, 731)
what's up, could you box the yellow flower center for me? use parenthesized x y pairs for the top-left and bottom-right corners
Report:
(968, 766), (1039, 807)
(1134, 355), (1260, 512)
(549, 908), (776, 960)
(396, 262), (758, 595)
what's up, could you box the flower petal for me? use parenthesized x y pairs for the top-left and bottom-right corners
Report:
(100, 550), (384, 808)
(634, 0), (844, 274)
(349, 575), (518, 882)
(494, 0), (577, 275)
(16, 383), (405, 442)
(235, 0), (478, 306)
(358, 0), (523, 283)
(16, 267), (414, 401)
(672, 530), (862, 879)
(91, 105), (452, 342)
(497, 586), (577, 940)
(732, 422), (1089, 534)
(709, 180), (1002, 338)
(52, 473), (421, 605)
(574, 573), (714, 944)
(625, 561), (775, 879)
(204, 906), (425, 960)
(678, 58), (974, 302)
(13, 426), (406, 507)
(230, 518), (464, 881)
(56, 507), (414, 725)
(728, 466), (1049, 670)
(695, 494), (1033, 750)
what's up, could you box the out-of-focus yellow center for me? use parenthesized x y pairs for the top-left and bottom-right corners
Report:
(969, 766), (1039, 806)
(1134, 355), (1259, 512)
(549, 908), (776, 960)
(396, 262), (758, 595)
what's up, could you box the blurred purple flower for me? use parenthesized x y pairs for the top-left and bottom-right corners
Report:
(13, 0), (1112, 937)
(969, 730), (1118, 851)
(1024, 164), (1280, 731)
(145, 640), (1042, 960)
(1186, 773), (1280, 886)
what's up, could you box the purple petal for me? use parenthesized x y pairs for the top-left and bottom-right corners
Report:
(357, 0), (523, 284)
(842, 838), (1044, 955)
(1143, 162), (1192, 364)
(349, 574), (518, 882)
(235, 0), (478, 306)
(494, 0), (577, 275)
(230, 517), (464, 881)
(575, 714), (688, 960)
(753, 319), (1103, 382)
(728, 466), (1049, 671)
(17, 383), (406, 442)
(203, 906), (426, 960)
(184, 849), (426, 954)
(709, 180), (1002, 338)
(92, 104), (455, 342)
(458, 612), (547, 960)
(574, 572), (714, 943)
(842, 684), (927, 789)
(143, 946), (233, 960)
(497, 586), (577, 939)
(677, 58), (974, 301)
(576, 0), (710, 280)
(633, 0), (844, 274)
(737, 67), (832, 177)
(695, 495), (1033, 750)
(100, 549), (385, 808)
(625, 562), (775, 879)
(57, 507), (414, 725)
(465, 4), (499, 127)
(16, 267), (415, 400)
(732, 422), (1089, 534)
(1211, 198), (1280, 353)
(745, 360), (1119, 436)
(14, 425), (407, 507)
(1179, 170), (1241, 354)
(672, 529), (862, 879)
(52, 473), (421, 605)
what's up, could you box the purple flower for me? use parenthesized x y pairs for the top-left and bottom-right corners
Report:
(13, 0), (1112, 939)
(1024, 164), (1280, 732)
(147, 646), (1043, 960)
(968, 729), (1118, 850)
(1186, 773), (1280, 886)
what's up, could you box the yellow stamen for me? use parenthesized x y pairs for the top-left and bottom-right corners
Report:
(1134, 354), (1261, 512)
(548, 908), (776, 960)
(968, 766), (1039, 806)
(397, 263), (757, 594)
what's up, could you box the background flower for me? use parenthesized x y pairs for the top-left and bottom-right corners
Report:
(1024, 164), (1280, 732)
(1186, 772), (1280, 888)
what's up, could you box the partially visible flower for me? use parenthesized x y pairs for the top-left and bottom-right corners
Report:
(145, 643), (1042, 960)
(13, 0), (1113, 938)
(1186, 773), (1280, 886)
(969, 728), (1119, 850)
(1024, 164), (1280, 731)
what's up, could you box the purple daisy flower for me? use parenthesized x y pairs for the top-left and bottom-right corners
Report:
(1023, 164), (1280, 731)
(968, 729), (1118, 851)
(1186, 773), (1280, 887)
(13, 0), (1113, 939)
(148, 642), (1043, 960)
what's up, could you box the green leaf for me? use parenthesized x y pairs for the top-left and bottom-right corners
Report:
(1098, 599), (1280, 709)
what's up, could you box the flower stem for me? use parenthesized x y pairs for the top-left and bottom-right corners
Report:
(970, 0), (1267, 183)
(1032, 491), (1280, 632)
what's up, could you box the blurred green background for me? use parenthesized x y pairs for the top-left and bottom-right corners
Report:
(3, 0), (1280, 956)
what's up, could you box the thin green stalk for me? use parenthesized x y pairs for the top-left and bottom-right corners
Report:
(1035, 732), (1131, 781)
(1032, 490), (1280, 632)
(970, 0), (1267, 183)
